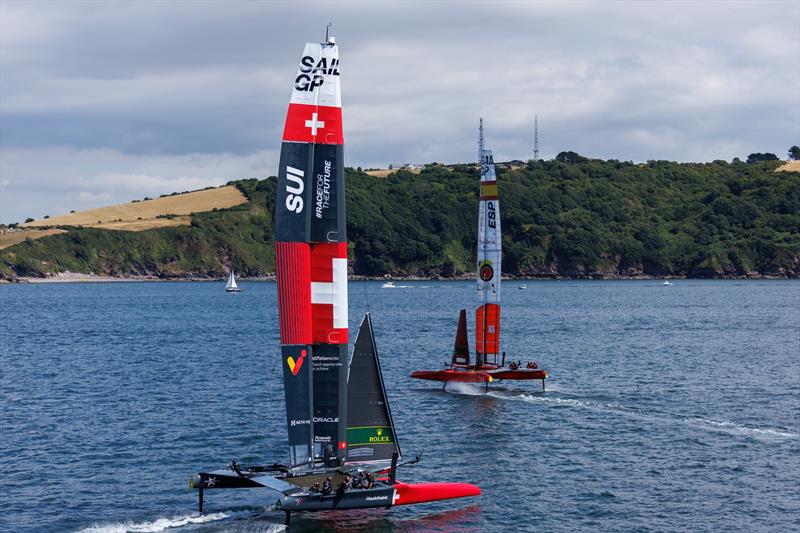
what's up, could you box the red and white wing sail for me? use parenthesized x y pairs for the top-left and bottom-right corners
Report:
(476, 122), (501, 365)
(275, 38), (348, 469)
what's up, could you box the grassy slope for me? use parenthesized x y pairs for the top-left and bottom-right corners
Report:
(23, 185), (247, 230)
(1, 160), (798, 280)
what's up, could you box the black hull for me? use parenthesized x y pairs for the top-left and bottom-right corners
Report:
(277, 485), (396, 511)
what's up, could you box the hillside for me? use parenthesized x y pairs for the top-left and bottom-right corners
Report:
(22, 185), (247, 231)
(1, 158), (798, 281)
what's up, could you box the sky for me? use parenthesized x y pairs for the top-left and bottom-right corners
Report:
(1, 0), (798, 224)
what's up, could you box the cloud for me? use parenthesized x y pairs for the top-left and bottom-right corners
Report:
(0, 147), (278, 223)
(1, 0), (798, 222)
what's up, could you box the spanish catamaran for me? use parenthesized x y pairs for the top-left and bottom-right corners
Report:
(190, 32), (479, 524)
(411, 120), (548, 389)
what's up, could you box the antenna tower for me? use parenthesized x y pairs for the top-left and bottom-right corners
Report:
(533, 114), (539, 161)
(479, 117), (484, 163)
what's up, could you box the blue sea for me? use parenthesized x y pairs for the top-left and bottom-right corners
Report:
(1, 280), (798, 532)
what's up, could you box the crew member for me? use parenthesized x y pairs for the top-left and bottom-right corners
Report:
(321, 477), (332, 496)
(352, 472), (363, 489)
(310, 481), (321, 493)
(363, 472), (374, 489)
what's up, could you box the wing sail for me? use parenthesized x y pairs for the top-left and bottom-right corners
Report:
(275, 39), (348, 469)
(475, 119), (501, 366)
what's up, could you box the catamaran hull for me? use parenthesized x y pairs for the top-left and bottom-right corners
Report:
(191, 469), (480, 512)
(279, 482), (480, 511)
(488, 368), (547, 380)
(410, 367), (547, 382)
(410, 369), (491, 383)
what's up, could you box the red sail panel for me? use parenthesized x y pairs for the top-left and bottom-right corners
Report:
(282, 103), (343, 145)
(310, 242), (348, 344)
(475, 303), (500, 356)
(275, 241), (312, 345)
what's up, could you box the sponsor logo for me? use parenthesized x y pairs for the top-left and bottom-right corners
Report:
(286, 348), (307, 375)
(366, 495), (388, 501)
(486, 201), (497, 228)
(315, 160), (332, 219)
(479, 260), (494, 282)
(285, 166), (305, 213)
(296, 56), (340, 91)
(289, 416), (338, 428)
(369, 427), (392, 444)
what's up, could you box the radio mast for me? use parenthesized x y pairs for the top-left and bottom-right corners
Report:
(479, 117), (484, 163)
(533, 114), (539, 161)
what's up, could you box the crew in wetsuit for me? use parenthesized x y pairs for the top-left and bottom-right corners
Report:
(362, 472), (375, 489)
(336, 479), (348, 497)
(310, 481), (321, 493)
(321, 477), (333, 496)
(351, 472), (363, 489)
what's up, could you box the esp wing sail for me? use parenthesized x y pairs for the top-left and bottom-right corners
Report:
(476, 119), (501, 366)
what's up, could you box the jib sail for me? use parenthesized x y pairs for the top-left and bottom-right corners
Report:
(275, 35), (348, 469)
(345, 313), (401, 465)
(451, 309), (470, 366)
(475, 118), (501, 366)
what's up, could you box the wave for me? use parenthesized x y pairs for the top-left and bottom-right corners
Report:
(490, 391), (798, 442)
(443, 381), (487, 395)
(684, 418), (799, 439)
(74, 511), (266, 533)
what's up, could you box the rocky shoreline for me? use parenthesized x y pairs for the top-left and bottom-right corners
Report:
(4, 271), (797, 283)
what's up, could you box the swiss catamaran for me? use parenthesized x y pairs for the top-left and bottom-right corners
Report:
(411, 120), (547, 390)
(190, 33), (479, 524)
(225, 270), (242, 292)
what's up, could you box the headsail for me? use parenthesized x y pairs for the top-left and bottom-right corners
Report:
(345, 313), (401, 465)
(475, 119), (501, 366)
(451, 309), (470, 366)
(274, 35), (348, 470)
(226, 271), (238, 290)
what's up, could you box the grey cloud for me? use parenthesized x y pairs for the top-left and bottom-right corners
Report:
(1, 0), (798, 223)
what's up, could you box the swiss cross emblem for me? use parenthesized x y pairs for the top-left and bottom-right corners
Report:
(305, 112), (325, 135)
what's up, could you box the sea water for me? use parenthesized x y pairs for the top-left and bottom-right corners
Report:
(1, 280), (798, 532)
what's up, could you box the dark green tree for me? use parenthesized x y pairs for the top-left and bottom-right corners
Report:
(746, 152), (779, 163)
(555, 151), (588, 164)
(788, 146), (800, 161)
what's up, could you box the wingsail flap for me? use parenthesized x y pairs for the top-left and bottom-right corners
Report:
(345, 313), (401, 464)
(451, 309), (470, 366)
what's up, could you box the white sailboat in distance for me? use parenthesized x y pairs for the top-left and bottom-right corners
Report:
(225, 270), (243, 292)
